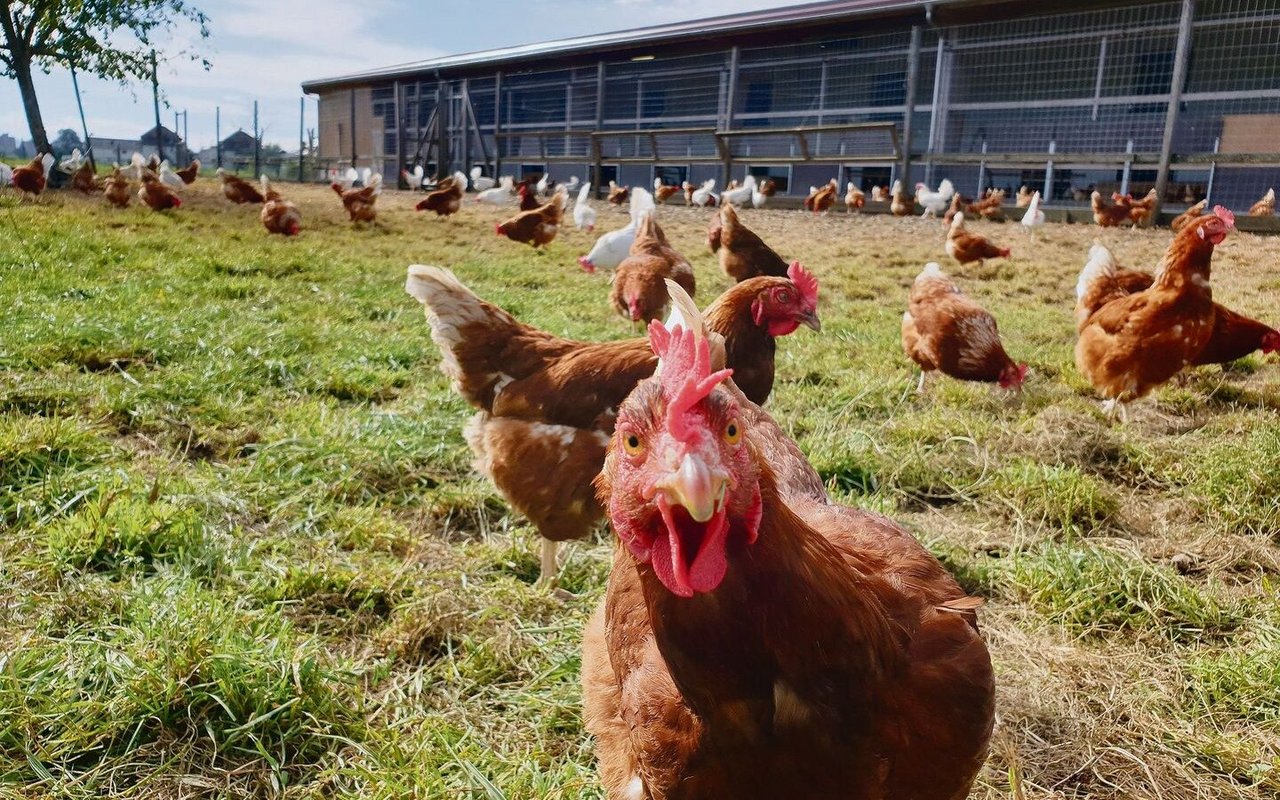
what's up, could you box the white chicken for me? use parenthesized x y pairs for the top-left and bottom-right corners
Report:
(563, 175), (580, 194)
(578, 187), (655, 272)
(469, 166), (495, 192)
(536, 172), (550, 196)
(0, 162), (12, 185)
(1021, 190), (1045, 235)
(402, 165), (427, 190)
(915, 178), (955, 217)
(476, 175), (516, 204)
(691, 178), (718, 207)
(573, 181), (597, 232)
(158, 161), (185, 190)
(752, 177), (771, 208)
(58, 148), (87, 174)
(720, 174), (755, 208)
(123, 152), (147, 180)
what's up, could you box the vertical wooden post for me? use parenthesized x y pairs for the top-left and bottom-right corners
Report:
(150, 50), (164, 163)
(898, 25), (922, 191)
(435, 82), (448, 178)
(350, 88), (358, 167)
(394, 80), (405, 187)
(722, 46), (739, 187)
(215, 106), (221, 168)
(494, 71), (504, 179)
(593, 61), (605, 196)
(299, 96), (306, 181)
(924, 35), (948, 186)
(1154, 0), (1196, 219)
(70, 67), (95, 171)
(460, 78), (471, 174)
(253, 100), (261, 177)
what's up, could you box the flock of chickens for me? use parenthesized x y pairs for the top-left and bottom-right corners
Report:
(6, 147), (1278, 798)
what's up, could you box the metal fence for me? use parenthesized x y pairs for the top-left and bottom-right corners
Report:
(329, 0), (1280, 209)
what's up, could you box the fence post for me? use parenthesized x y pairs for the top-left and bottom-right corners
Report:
(1120, 139), (1134, 195)
(394, 80), (404, 187)
(722, 46), (740, 188)
(593, 61), (605, 196)
(350, 88), (358, 168)
(216, 106), (222, 169)
(150, 51), (164, 163)
(976, 139), (987, 197)
(924, 34), (948, 186)
(898, 24), (922, 192)
(299, 96), (306, 182)
(253, 100), (260, 177)
(1205, 136), (1220, 203)
(1154, 0), (1196, 219)
(70, 68), (95, 172)
(494, 70), (504, 180)
(1044, 139), (1056, 201)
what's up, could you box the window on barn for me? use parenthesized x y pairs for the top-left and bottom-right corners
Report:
(742, 81), (773, 128)
(642, 86), (666, 119)
(1130, 50), (1174, 113)
(748, 165), (789, 193)
(870, 73), (906, 108)
(654, 165), (687, 186)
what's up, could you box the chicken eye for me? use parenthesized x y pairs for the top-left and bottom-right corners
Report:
(623, 433), (644, 456)
(776, 290), (792, 304)
(723, 420), (741, 445)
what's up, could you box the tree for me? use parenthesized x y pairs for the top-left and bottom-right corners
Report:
(51, 127), (82, 153)
(0, 2), (210, 153)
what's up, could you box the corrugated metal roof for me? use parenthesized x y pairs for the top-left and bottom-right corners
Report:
(301, 0), (937, 92)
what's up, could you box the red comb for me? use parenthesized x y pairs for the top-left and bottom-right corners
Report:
(787, 261), (819, 307)
(1213, 205), (1235, 228)
(647, 322), (733, 445)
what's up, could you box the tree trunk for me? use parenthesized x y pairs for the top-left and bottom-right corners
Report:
(12, 55), (50, 153)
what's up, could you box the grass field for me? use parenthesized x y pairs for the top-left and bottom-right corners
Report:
(1, 178), (1278, 799)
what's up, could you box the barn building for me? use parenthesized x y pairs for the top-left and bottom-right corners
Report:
(301, 0), (1280, 210)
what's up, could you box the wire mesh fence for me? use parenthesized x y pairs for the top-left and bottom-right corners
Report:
(307, 0), (1280, 207)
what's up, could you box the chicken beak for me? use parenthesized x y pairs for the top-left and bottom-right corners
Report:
(655, 453), (727, 523)
(801, 310), (822, 332)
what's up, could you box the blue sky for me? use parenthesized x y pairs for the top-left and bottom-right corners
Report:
(0, 0), (812, 151)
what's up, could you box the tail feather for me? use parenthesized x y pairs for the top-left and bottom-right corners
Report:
(405, 265), (532, 409)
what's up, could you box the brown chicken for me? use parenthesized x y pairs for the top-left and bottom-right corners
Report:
(334, 173), (382, 222)
(1091, 190), (1131, 227)
(607, 181), (629, 205)
(710, 203), (789, 282)
(1249, 188), (1275, 217)
(217, 168), (264, 204)
(175, 159), (201, 184)
(1075, 242), (1278, 368)
(415, 171), (465, 216)
(138, 173), (182, 211)
(903, 262), (1027, 392)
(975, 189), (1005, 221)
(404, 264), (820, 584)
(653, 178), (681, 204)
(103, 167), (131, 208)
(890, 179), (913, 216)
(946, 212), (1010, 267)
(682, 180), (696, 205)
(259, 176), (302, 236)
(583, 322), (994, 800)
(942, 194), (966, 227)
(1016, 185), (1033, 208)
(611, 215), (697, 323)
(1170, 199), (1208, 233)
(70, 161), (101, 194)
(844, 181), (865, 212)
(803, 178), (838, 214)
(10, 153), (54, 199)
(496, 187), (567, 248)
(1075, 207), (1235, 420)
(1123, 188), (1158, 227)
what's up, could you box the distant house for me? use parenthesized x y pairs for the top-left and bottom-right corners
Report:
(89, 136), (143, 165)
(220, 129), (259, 157)
(0, 134), (16, 156)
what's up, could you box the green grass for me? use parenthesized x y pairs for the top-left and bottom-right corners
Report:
(1, 182), (1278, 797)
